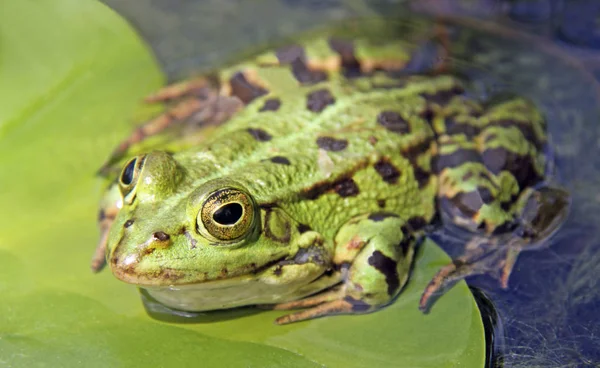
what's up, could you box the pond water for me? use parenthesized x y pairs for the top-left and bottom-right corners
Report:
(100, 1), (600, 366)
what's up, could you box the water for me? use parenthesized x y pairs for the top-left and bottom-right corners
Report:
(101, 1), (600, 366)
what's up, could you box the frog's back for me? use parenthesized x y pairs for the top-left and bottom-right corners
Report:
(171, 27), (547, 237)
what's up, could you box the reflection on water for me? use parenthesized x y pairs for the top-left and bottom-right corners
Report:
(101, 0), (600, 366)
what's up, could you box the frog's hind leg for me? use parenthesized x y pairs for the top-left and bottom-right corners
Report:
(273, 213), (420, 325)
(420, 97), (570, 311)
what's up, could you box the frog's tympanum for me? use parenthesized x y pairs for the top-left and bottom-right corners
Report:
(92, 21), (570, 324)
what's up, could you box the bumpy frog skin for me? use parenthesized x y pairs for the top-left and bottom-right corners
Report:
(92, 20), (570, 324)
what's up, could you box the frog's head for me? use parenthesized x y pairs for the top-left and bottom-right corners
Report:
(106, 151), (299, 287)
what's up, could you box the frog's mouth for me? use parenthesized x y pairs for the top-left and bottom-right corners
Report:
(110, 248), (341, 312)
(109, 249), (287, 287)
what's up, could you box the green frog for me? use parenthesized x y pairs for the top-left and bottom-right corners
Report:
(92, 20), (570, 325)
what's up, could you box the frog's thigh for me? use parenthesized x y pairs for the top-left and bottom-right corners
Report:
(274, 213), (416, 324)
(422, 116), (571, 310)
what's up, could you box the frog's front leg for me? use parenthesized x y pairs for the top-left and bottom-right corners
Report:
(273, 213), (417, 325)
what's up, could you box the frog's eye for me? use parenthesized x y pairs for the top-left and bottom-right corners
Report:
(197, 188), (256, 242)
(118, 156), (145, 204)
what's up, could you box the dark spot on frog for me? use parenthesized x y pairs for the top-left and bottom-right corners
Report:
(444, 118), (481, 139)
(153, 231), (170, 241)
(374, 158), (401, 184)
(401, 139), (433, 189)
(368, 136), (378, 146)
(307, 89), (335, 112)
(316, 136), (348, 151)
(367, 212), (399, 222)
(477, 186), (495, 204)
(259, 98), (282, 112)
(247, 128), (272, 142)
(482, 147), (543, 189)
(328, 38), (362, 78)
(420, 85), (464, 105)
(301, 161), (368, 199)
(292, 59), (328, 85)
(333, 178), (359, 197)
(297, 223), (312, 233)
(420, 106), (436, 126)
(273, 265), (283, 276)
(441, 190), (491, 220)
(377, 199), (386, 208)
(124, 219), (134, 228)
(432, 148), (482, 174)
(275, 45), (328, 84)
(403, 216), (429, 233)
(368, 250), (400, 296)
(343, 296), (371, 312)
(228, 72), (268, 104)
(276, 44), (305, 63)
(412, 166), (431, 189)
(397, 236), (414, 257)
(269, 156), (291, 165)
(98, 209), (106, 222)
(377, 111), (411, 135)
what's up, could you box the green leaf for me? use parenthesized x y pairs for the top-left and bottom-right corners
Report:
(0, 1), (485, 367)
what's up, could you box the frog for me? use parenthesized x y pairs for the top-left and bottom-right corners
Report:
(91, 19), (570, 325)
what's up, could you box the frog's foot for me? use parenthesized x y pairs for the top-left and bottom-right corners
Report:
(420, 186), (570, 312)
(272, 285), (344, 311)
(272, 286), (364, 325)
(272, 286), (355, 325)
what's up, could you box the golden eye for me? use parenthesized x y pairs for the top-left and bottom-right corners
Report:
(197, 188), (256, 242)
(118, 155), (145, 204)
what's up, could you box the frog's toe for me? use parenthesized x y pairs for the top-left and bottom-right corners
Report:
(275, 298), (355, 325)
(144, 77), (209, 103)
(419, 237), (510, 312)
(271, 285), (344, 311)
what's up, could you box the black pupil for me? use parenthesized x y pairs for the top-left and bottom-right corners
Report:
(213, 203), (243, 225)
(121, 158), (136, 185)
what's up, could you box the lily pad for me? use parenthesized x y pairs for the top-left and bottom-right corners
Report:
(0, 1), (485, 367)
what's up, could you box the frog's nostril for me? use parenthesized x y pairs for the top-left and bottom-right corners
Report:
(153, 231), (170, 241)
